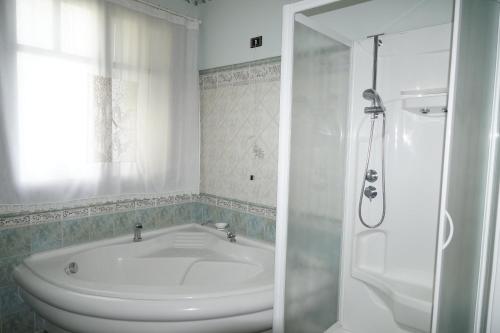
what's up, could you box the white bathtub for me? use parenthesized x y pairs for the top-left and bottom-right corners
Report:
(14, 223), (274, 333)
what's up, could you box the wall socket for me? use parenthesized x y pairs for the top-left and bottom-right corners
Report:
(250, 36), (263, 48)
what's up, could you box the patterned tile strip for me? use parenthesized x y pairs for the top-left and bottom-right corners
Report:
(134, 199), (156, 209)
(89, 204), (116, 216)
(115, 200), (135, 212)
(0, 193), (276, 229)
(198, 193), (276, 219)
(199, 56), (281, 90)
(62, 207), (89, 220)
(0, 193), (197, 229)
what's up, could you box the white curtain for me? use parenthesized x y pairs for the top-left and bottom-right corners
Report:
(0, 0), (200, 207)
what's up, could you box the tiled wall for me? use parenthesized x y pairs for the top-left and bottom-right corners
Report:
(199, 57), (281, 207)
(0, 194), (275, 332)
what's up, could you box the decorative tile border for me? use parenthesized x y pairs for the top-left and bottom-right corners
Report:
(0, 193), (198, 229)
(0, 193), (276, 229)
(89, 204), (115, 216)
(134, 198), (156, 209)
(29, 211), (62, 224)
(198, 193), (276, 219)
(62, 207), (89, 220)
(115, 200), (135, 212)
(199, 56), (281, 90)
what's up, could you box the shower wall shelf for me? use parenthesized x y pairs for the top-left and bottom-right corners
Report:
(400, 87), (448, 97)
(400, 88), (448, 115)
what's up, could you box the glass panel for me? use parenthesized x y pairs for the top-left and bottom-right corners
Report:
(436, 0), (500, 332)
(283, 20), (351, 332)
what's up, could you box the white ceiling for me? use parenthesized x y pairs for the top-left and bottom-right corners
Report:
(308, 0), (454, 41)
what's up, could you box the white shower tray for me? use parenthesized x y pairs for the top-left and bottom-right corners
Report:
(352, 268), (432, 333)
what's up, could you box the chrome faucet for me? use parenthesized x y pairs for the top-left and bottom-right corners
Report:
(201, 221), (236, 243)
(364, 186), (378, 201)
(226, 230), (236, 243)
(133, 223), (142, 242)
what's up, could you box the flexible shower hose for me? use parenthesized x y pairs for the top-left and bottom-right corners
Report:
(358, 113), (386, 228)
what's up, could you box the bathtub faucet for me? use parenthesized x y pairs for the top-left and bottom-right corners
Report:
(201, 221), (236, 243)
(133, 223), (143, 242)
(227, 230), (236, 243)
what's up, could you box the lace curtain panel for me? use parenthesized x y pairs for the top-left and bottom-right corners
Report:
(0, 0), (200, 208)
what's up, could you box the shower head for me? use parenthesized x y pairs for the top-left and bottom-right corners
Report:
(363, 88), (378, 101)
(363, 88), (385, 115)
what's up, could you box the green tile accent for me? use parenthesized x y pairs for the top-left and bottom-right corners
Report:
(113, 211), (137, 236)
(31, 222), (62, 253)
(135, 208), (160, 230)
(198, 203), (209, 223)
(34, 312), (46, 333)
(0, 286), (30, 317)
(174, 203), (192, 224)
(157, 206), (174, 228)
(263, 218), (276, 243)
(62, 218), (90, 246)
(0, 256), (26, 288)
(225, 210), (246, 235)
(88, 215), (115, 241)
(1, 309), (34, 333)
(190, 203), (204, 222)
(244, 214), (266, 240)
(206, 205), (229, 223)
(195, 203), (275, 242)
(0, 228), (31, 259)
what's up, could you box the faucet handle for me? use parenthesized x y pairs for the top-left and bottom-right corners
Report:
(133, 223), (143, 242)
(227, 230), (236, 243)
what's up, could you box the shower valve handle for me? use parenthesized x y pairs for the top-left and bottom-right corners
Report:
(366, 169), (378, 182)
(364, 186), (378, 201)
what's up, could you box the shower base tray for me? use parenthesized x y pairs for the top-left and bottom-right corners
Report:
(352, 268), (432, 333)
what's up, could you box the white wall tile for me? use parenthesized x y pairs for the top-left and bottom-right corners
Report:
(199, 58), (280, 207)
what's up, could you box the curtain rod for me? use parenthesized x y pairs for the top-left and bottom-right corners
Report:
(131, 0), (201, 23)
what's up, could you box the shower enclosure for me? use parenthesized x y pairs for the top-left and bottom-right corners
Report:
(278, 16), (351, 332)
(274, 0), (500, 332)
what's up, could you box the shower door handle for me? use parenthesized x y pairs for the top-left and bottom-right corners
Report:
(442, 210), (454, 250)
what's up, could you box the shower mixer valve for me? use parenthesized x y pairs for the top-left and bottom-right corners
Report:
(365, 169), (378, 182)
(364, 186), (378, 201)
(358, 33), (386, 229)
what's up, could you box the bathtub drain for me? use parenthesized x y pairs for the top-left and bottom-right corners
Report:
(65, 262), (79, 275)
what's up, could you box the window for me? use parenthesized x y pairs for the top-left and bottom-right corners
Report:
(0, 0), (200, 205)
(15, 0), (139, 185)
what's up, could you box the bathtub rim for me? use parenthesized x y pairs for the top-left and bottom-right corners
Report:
(14, 223), (275, 322)
(18, 223), (274, 299)
(20, 287), (274, 333)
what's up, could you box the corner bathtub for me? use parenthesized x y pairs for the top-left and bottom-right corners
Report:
(14, 224), (274, 333)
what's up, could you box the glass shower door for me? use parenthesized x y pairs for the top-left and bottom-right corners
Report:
(434, 0), (500, 332)
(283, 18), (351, 333)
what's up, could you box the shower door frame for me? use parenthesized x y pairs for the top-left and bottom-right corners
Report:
(433, 1), (500, 332)
(274, 0), (468, 332)
(429, 0), (461, 331)
(273, 0), (355, 331)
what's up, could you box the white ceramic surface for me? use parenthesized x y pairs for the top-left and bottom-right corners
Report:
(340, 24), (451, 333)
(215, 222), (228, 230)
(14, 224), (274, 333)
